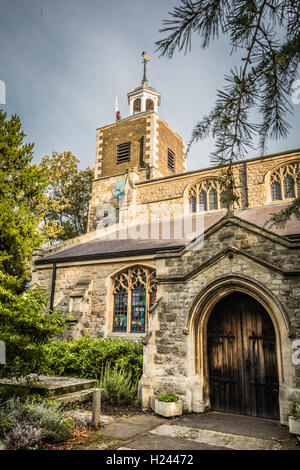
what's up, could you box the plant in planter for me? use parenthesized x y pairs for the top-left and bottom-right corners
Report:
(154, 393), (182, 418)
(288, 396), (300, 438)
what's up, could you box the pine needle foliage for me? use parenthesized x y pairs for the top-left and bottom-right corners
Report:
(156, 0), (300, 216)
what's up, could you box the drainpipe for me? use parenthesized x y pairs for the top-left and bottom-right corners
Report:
(243, 161), (249, 207)
(49, 262), (57, 312)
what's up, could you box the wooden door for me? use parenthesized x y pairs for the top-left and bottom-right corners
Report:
(207, 293), (279, 419)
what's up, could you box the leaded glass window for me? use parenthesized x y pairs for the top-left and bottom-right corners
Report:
(284, 175), (295, 199)
(188, 179), (226, 213)
(270, 162), (300, 201)
(271, 181), (282, 201)
(131, 288), (146, 333)
(189, 196), (196, 213)
(199, 190), (207, 211)
(209, 188), (218, 210)
(112, 266), (156, 334)
(113, 290), (128, 332)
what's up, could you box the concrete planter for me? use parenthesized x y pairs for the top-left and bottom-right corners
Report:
(154, 398), (182, 417)
(289, 417), (300, 436)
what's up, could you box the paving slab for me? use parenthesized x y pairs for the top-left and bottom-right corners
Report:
(175, 412), (290, 440)
(123, 414), (167, 427)
(122, 434), (229, 450)
(150, 424), (282, 450)
(100, 423), (152, 440)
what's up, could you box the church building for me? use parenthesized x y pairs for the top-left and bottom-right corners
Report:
(32, 60), (300, 425)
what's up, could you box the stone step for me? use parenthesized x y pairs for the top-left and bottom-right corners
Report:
(56, 388), (95, 405)
(150, 424), (283, 450)
(0, 375), (97, 397)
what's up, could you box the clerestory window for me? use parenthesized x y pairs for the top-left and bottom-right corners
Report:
(270, 162), (300, 201)
(188, 179), (227, 213)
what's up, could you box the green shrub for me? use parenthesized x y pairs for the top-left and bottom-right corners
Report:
(0, 276), (65, 380)
(288, 396), (300, 420)
(99, 362), (134, 405)
(0, 384), (33, 404)
(44, 336), (143, 392)
(0, 397), (72, 448)
(157, 393), (179, 403)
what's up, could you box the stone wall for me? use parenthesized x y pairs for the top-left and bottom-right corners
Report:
(34, 258), (157, 340)
(95, 115), (148, 179)
(139, 216), (300, 423)
(88, 150), (300, 232)
(156, 118), (186, 176)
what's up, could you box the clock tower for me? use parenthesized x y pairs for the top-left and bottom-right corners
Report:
(87, 54), (187, 232)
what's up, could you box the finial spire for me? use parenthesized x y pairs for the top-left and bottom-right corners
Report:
(141, 51), (150, 85)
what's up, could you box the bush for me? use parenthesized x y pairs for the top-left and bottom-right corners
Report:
(99, 362), (134, 405)
(5, 422), (44, 450)
(157, 393), (179, 403)
(0, 274), (65, 380)
(0, 397), (72, 449)
(288, 396), (300, 420)
(44, 336), (143, 392)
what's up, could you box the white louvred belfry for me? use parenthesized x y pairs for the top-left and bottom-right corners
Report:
(127, 52), (161, 116)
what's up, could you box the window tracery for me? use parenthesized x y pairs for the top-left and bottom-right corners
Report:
(112, 266), (156, 333)
(188, 179), (227, 213)
(270, 162), (300, 201)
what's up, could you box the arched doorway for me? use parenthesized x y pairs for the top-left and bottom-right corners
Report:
(207, 292), (280, 419)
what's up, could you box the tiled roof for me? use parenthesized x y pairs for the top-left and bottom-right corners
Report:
(35, 204), (300, 265)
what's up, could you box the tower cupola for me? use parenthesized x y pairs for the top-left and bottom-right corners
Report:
(127, 52), (161, 116)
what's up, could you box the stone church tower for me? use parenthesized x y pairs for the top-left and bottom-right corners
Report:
(88, 64), (186, 232)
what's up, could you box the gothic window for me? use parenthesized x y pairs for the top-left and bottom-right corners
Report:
(112, 266), (156, 334)
(270, 162), (300, 201)
(188, 179), (227, 213)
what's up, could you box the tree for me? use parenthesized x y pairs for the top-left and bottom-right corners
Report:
(0, 268), (65, 379)
(39, 151), (93, 244)
(156, 0), (300, 219)
(0, 110), (47, 284)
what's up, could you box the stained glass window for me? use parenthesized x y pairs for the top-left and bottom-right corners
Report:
(112, 266), (156, 334)
(113, 290), (128, 332)
(131, 288), (146, 333)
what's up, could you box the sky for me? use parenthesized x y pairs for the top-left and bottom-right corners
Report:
(0, 0), (299, 172)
